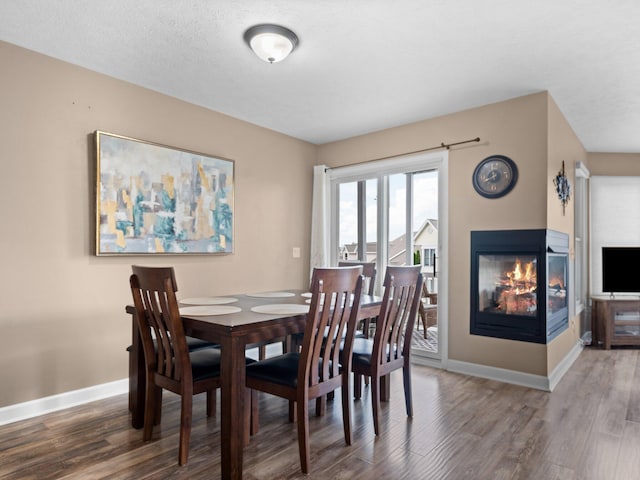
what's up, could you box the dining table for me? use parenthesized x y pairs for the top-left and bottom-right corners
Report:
(125, 288), (382, 480)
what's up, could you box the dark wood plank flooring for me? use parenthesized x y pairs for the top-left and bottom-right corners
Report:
(2, 347), (640, 479)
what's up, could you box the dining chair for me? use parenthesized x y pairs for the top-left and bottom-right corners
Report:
(245, 266), (364, 474)
(351, 265), (423, 436)
(129, 265), (255, 466)
(126, 336), (217, 414)
(338, 261), (377, 337)
(417, 278), (438, 338)
(288, 262), (375, 353)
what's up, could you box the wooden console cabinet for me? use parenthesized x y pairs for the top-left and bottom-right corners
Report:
(592, 296), (640, 349)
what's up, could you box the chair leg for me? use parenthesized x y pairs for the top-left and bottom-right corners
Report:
(403, 363), (413, 417)
(341, 376), (352, 445)
(143, 381), (158, 441)
(296, 397), (311, 474)
(420, 313), (429, 340)
(178, 393), (193, 466)
(251, 389), (259, 435)
(206, 389), (216, 417)
(288, 400), (295, 422)
(315, 395), (326, 416)
(243, 388), (251, 447)
(354, 373), (363, 399)
(371, 375), (381, 436)
(380, 374), (390, 401)
(154, 388), (163, 425)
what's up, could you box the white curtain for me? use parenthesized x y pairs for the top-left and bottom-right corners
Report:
(310, 165), (330, 272)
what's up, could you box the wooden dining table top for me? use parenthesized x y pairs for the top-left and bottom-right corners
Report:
(175, 291), (379, 329)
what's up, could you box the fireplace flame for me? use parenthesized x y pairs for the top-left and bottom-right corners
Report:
(548, 274), (565, 291)
(505, 259), (537, 294)
(495, 258), (537, 315)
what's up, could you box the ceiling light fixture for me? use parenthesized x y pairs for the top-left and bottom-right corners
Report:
(244, 24), (298, 64)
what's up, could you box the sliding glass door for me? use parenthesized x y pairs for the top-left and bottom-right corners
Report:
(329, 151), (446, 359)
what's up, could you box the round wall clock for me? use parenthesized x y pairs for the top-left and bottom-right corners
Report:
(472, 155), (518, 198)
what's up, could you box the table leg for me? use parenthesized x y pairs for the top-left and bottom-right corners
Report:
(220, 335), (246, 480)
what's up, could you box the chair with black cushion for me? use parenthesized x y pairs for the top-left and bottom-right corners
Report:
(288, 262), (375, 354)
(351, 265), (423, 436)
(245, 266), (364, 474)
(338, 261), (377, 337)
(337, 261), (376, 295)
(126, 336), (217, 414)
(130, 265), (255, 466)
(417, 279), (438, 338)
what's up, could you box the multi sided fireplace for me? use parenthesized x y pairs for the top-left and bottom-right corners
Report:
(470, 229), (569, 344)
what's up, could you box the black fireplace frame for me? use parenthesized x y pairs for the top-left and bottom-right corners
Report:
(470, 229), (569, 344)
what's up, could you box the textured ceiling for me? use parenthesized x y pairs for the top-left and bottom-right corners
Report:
(1, 0), (639, 152)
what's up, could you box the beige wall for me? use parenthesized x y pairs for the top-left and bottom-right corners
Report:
(0, 41), (316, 407)
(546, 95), (587, 373)
(319, 92), (584, 377)
(587, 152), (640, 175)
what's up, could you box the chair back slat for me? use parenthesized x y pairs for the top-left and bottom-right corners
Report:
(338, 261), (376, 295)
(300, 267), (363, 390)
(130, 265), (191, 385)
(372, 266), (423, 368)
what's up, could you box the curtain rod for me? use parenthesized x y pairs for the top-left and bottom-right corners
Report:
(326, 136), (480, 170)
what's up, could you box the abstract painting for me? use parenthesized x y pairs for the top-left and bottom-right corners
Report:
(95, 131), (234, 255)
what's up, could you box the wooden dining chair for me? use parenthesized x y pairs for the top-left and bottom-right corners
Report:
(245, 266), (364, 474)
(129, 265), (255, 466)
(351, 265), (423, 436)
(417, 279), (438, 338)
(338, 261), (377, 337)
(126, 334), (217, 414)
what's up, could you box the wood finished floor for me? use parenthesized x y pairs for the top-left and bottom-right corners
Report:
(2, 347), (640, 479)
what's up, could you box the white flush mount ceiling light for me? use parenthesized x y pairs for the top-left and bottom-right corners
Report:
(244, 24), (299, 63)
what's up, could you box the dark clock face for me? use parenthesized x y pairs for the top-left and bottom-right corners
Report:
(472, 155), (518, 198)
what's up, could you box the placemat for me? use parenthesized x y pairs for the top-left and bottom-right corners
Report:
(245, 291), (295, 298)
(179, 296), (239, 305)
(250, 304), (310, 315)
(179, 305), (242, 316)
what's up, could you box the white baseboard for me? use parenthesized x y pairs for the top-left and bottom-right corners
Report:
(548, 341), (584, 391)
(446, 359), (553, 391)
(0, 378), (128, 426)
(420, 341), (584, 392)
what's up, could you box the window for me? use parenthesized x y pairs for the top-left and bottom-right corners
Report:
(574, 161), (589, 343)
(423, 248), (436, 267)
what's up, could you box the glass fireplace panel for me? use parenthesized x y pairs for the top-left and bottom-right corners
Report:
(548, 253), (568, 315)
(478, 254), (538, 316)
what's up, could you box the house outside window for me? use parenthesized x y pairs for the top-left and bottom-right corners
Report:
(423, 248), (436, 267)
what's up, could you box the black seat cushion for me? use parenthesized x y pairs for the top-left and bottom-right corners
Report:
(351, 338), (397, 368)
(246, 352), (301, 388)
(186, 336), (219, 350)
(351, 337), (374, 367)
(126, 336), (218, 353)
(246, 352), (339, 388)
(189, 347), (222, 381)
(190, 347), (256, 382)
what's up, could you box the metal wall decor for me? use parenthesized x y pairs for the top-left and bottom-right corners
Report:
(553, 160), (571, 215)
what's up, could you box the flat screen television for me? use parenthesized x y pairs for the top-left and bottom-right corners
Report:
(602, 247), (640, 293)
